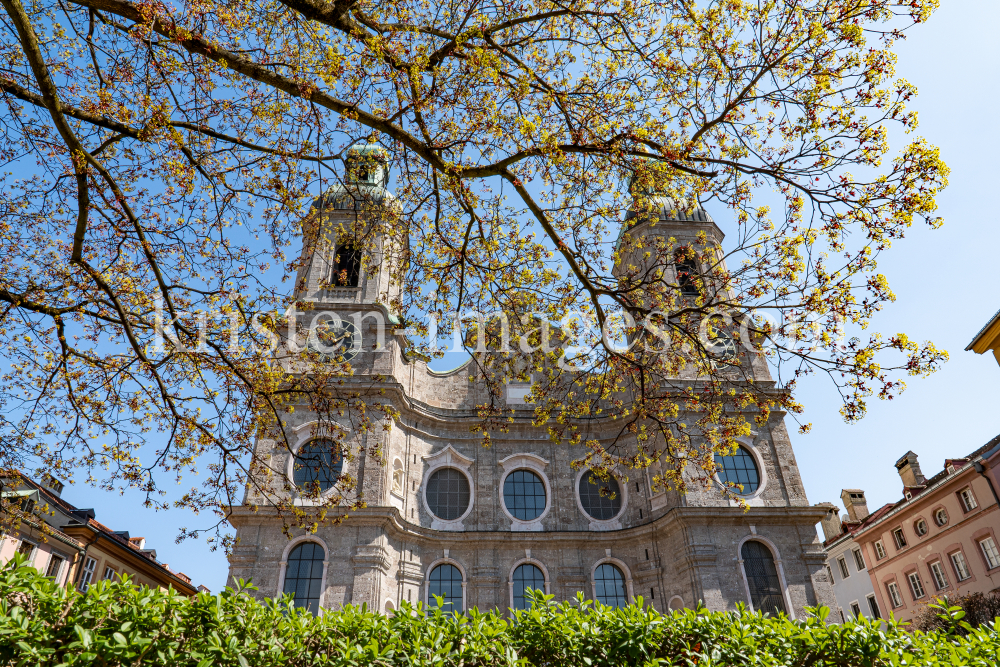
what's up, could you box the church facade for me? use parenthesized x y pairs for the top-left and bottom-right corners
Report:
(226, 145), (836, 617)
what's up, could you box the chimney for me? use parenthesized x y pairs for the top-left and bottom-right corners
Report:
(816, 502), (843, 541)
(840, 489), (870, 522)
(895, 451), (927, 487)
(40, 474), (64, 497)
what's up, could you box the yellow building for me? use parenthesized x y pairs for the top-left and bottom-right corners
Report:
(967, 308), (1000, 367)
(0, 472), (202, 595)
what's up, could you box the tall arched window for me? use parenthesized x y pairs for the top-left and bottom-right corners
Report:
(512, 563), (545, 610)
(292, 439), (343, 494)
(427, 563), (463, 614)
(282, 542), (325, 614)
(675, 258), (699, 296)
(715, 447), (760, 495)
(741, 540), (787, 616)
(331, 244), (361, 287)
(594, 563), (628, 608)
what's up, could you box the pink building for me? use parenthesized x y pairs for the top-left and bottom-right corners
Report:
(835, 437), (1000, 623)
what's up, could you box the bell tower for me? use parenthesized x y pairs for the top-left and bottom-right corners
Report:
(295, 143), (404, 311)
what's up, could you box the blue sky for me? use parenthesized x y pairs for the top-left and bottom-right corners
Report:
(55, 0), (1000, 593)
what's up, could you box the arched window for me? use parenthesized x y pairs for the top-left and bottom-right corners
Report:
(715, 447), (760, 495)
(675, 258), (699, 296)
(331, 244), (361, 287)
(293, 439), (343, 493)
(594, 563), (628, 608)
(578, 471), (622, 520)
(426, 468), (471, 520)
(427, 563), (463, 614)
(503, 469), (547, 521)
(282, 542), (325, 614)
(741, 540), (787, 616)
(512, 563), (545, 610)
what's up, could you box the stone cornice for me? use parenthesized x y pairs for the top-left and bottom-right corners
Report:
(226, 504), (828, 547)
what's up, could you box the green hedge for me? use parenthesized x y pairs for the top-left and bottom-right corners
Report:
(1, 555), (998, 666)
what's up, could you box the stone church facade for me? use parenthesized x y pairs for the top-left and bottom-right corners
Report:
(227, 145), (835, 617)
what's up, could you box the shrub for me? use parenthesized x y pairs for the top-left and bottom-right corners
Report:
(915, 592), (1000, 635)
(1, 555), (998, 666)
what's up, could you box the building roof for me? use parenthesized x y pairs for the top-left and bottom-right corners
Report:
(835, 433), (1000, 543)
(10, 472), (203, 593)
(966, 307), (1000, 352)
(623, 196), (714, 226)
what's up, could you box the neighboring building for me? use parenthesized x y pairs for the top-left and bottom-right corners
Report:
(0, 472), (202, 596)
(818, 495), (881, 623)
(825, 438), (1000, 624)
(226, 144), (836, 618)
(967, 308), (1000, 367)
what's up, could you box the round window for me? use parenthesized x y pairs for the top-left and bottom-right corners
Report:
(426, 468), (471, 520)
(503, 469), (547, 521)
(935, 508), (948, 526)
(714, 446), (760, 495)
(578, 471), (622, 520)
(915, 519), (928, 536)
(293, 439), (343, 492)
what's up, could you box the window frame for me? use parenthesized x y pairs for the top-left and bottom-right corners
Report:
(852, 548), (866, 571)
(874, 540), (886, 560)
(838, 556), (850, 579)
(950, 550), (972, 581)
(500, 468), (550, 524)
(892, 527), (907, 550)
(592, 561), (630, 609)
(674, 257), (700, 296)
(978, 536), (1000, 570)
(849, 601), (862, 619)
(510, 561), (548, 611)
(102, 565), (117, 581)
(78, 556), (98, 592)
(290, 438), (344, 497)
(930, 560), (949, 590)
(713, 445), (764, 497)
(906, 571), (925, 600)
(424, 467), (472, 522)
(959, 487), (978, 513)
(281, 541), (327, 614)
(738, 538), (790, 618)
(886, 581), (903, 608)
(914, 518), (928, 537)
(934, 507), (948, 526)
(427, 560), (466, 615)
(44, 552), (66, 580)
(576, 469), (625, 522)
(330, 243), (362, 288)
(866, 594), (881, 620)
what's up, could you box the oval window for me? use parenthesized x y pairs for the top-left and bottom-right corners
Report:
(578, 471), (622, 520)
(503, 469), (547, 521)
(935, 508), (948, 526)
(426, 468), (471, 520)
(715, 446), (760, 495)
(293, 439), (343, 493)
(915, 519), (928, 536)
